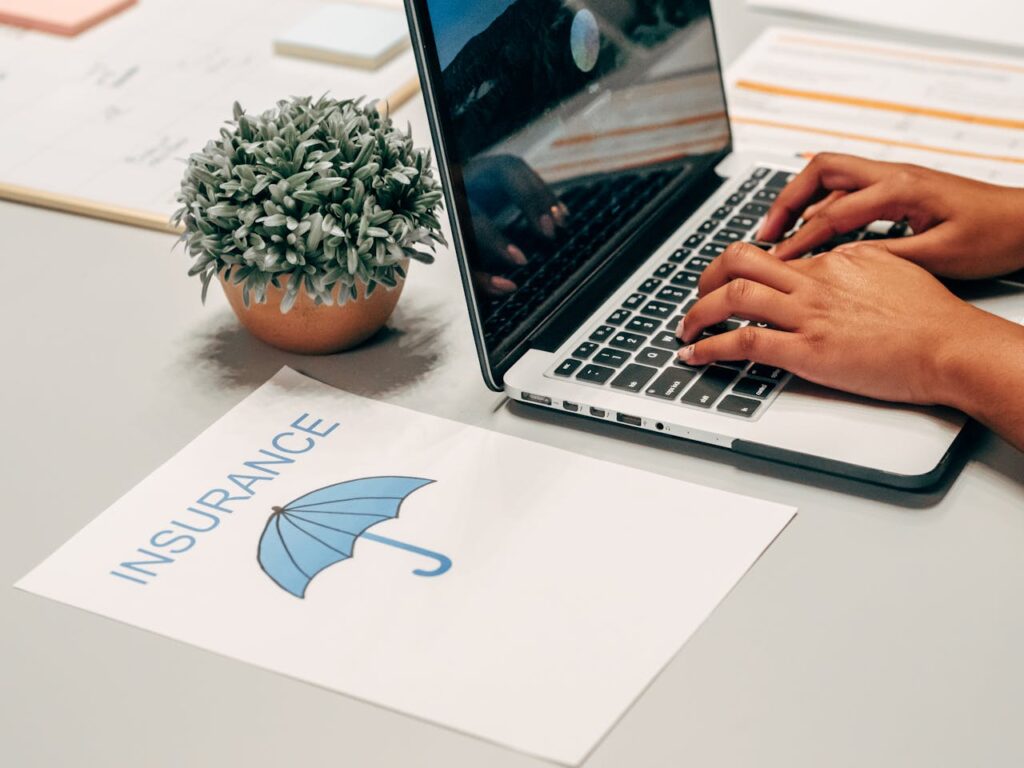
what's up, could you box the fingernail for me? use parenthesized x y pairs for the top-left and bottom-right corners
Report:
(550, 204), (566, 227)
(676, 318), (686, 339)
(507, 244), (528, 265)
(767, 245), (777, 255)
(540, 214), (555, 238)
(678, 344), (695, 361)
(559, 202), (570, 218)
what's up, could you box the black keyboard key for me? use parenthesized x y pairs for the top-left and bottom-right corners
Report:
(716, 359), (750, 370)
(889, 221), (909, 237)
(726, 192), (746, 206)
(748, 364), (786, 381)
(686, 255), (714, 272)
(683, 233), (704, 248)
(741, 202), (769, 217)
(671, 271), (699, 289)
(734, 377), (776, 398)
(739, 179), (759, 192)
(713, 228), (744, 244)
(610, 363), (659, 393)
(622, 292), (645, 310)
(751, 166), (770, 179)
(680, 366), (737, 408)
(594, 348), (629, 367)
(753, 189), (778, 202)
(608, 331), (646, 351)
(668, 248), (691, 263)
(697, 219), (717, 234)
(606, 309), (631, 325)
(638, 278), (661, 293)
(667, 314), (684, 329)
(625, 316), (659, 334)
(705, 319), (741, 335)
(590, 325), (614, 342)
(711, 205), (732, 220)
(682, 298), (698, 312)
(717, 394), (761, 418)
(646, 367), (697, 400)
(656, 286), (689, 303)
(635, 347), (673, 367)
(727, 215), (758, 230)
(651, 330), (682, 350)
(572, 341), (598, 359)
(765, 170), (794, 189)
(554, 359), (581, 377)
(653, 263), (676, 278)
(747, 240), (774, 250)
(640, 300), (675, 319)
(698, 243), (726, 259)
(577, 363), (616, 384)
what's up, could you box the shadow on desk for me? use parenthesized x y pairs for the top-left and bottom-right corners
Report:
(506, 400), (1014, 509)
(184, 302), (448, 398)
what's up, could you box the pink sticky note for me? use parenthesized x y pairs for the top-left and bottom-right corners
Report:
(0, 0), (137, 36)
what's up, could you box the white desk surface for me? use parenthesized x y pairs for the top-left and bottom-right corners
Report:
(4, 2), (1023, 766)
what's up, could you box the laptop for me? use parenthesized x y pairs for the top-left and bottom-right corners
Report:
(401, 0), (1024, 488)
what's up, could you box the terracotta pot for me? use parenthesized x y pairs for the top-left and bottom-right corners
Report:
(220, 265), (407, 355)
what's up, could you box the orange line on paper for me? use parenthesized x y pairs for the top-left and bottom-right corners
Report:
(552, 111), (727, 147)
(734, 80), (1024, 131)
(731, 116), (1024, 165)
(778, 33), (1024, 75)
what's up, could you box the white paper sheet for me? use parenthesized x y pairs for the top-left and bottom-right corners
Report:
(747, 0), (1024, 52)
(726, 28), (1024, 186)
(0, 0), (415, 221)
(17, 367), (795, 766)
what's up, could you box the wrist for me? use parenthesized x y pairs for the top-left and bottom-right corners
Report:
(931, 306), (1024, 417)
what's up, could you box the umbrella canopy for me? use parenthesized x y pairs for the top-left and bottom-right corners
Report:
(258, 476), (450, 598)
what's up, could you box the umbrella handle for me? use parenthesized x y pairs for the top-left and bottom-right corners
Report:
(361, 532), (452, 577)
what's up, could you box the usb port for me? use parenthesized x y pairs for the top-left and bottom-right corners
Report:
(522, 392), (552, 406)
(617, 413), (642, 427)
(589, 407), (606, 418)
(563, 401), (579, 412)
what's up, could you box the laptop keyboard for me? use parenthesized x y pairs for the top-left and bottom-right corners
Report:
(545, 164), (910, 421)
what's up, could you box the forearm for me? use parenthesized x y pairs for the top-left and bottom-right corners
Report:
(936, 306), (1024, 451)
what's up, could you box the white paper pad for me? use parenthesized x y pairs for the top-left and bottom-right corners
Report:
(274, 4), (410, 69)
(727, 27), (1024, 186)
(17, 368), (795, 765)
(0, 0), (417, 228)
(747, 0), (1024, 52)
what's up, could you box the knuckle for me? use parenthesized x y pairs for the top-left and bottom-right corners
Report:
(726, 277), (755, 303)
(811, 151), (844, 170)
(893, 165), (921, 187)
(723, 240), (755, 263)
(737, 325), (762, 356)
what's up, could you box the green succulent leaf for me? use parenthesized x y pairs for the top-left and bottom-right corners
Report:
(173, 95), (444, 313)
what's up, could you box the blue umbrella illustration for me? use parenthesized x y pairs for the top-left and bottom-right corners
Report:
(258, 476), (451, 598)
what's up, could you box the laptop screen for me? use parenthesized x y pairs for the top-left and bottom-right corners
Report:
(415, 0), (731, 382)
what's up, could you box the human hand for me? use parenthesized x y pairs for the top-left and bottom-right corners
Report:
(676, 241), (986, 406)
(757, 153), (1024, 279)
(463, 154), (567, 297)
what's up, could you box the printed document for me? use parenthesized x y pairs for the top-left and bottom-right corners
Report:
(727, 28), (1024, 186)
(17, 367), (795, 765)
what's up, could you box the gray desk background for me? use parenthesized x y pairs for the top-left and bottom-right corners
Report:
(4, 2), (1023, 766)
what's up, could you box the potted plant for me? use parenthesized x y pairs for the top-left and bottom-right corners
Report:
(173, 95), (446, 354)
